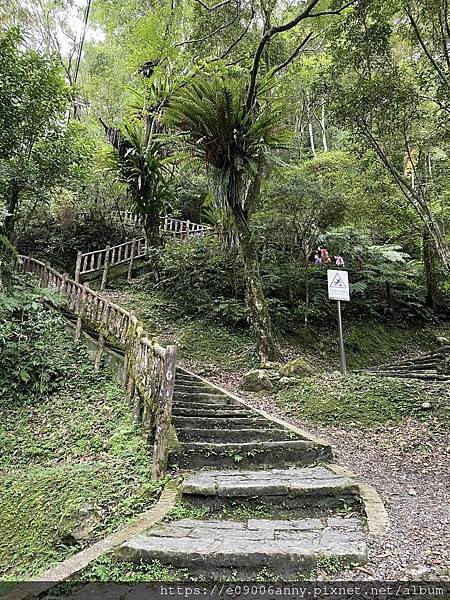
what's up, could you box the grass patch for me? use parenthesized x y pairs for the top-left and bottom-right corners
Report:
(164, 500), (209, 522)
(0, 291), (162, 579)
(76, 555), (185, 582)
(275, 373), (449, 428)
(106, 287), (256, 372)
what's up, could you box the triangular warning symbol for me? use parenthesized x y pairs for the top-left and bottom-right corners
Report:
(330, 273), (346, 288)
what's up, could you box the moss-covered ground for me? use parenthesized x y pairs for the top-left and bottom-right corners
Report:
(275, 373), (449, 428)
(106, 283), (449, 429)
(0, 294), (162, 580)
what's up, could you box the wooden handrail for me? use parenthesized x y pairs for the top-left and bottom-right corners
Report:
(17, 254), (176, 480)
(74, 215), (213, 286)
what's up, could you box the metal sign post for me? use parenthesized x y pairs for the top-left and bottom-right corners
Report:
(336, 300), (346, 375)
(327, 270), (350, 376)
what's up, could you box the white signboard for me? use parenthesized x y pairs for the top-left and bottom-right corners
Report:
(327, 270), (350, 302)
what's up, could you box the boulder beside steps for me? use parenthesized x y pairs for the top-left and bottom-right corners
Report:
(117, 368), (369, 578)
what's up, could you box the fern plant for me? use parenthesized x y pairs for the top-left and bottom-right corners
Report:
(166, 75), (288, 361)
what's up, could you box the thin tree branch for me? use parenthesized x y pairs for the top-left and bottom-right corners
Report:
(246, 0), (356, 111)
(407, 9), (450, 92)
(270, 32), (314, 77)
(192, 0), (231, 11)
(174, 8), (239, 46)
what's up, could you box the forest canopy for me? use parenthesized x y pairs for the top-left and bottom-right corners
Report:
(1, 0), (449, 360)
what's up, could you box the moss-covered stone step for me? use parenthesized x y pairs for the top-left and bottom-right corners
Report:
(173, 392), (230, 402)
(177, 428), (294, 443)
(174, 383), (221, 394)
(118, 517), (367, 579)
(182, 467), (360, 506)
(173, 407), (256, 418)
(169, 440), (332, 469)
(172, 416), (269, 430)
(172, 400), (244, 410)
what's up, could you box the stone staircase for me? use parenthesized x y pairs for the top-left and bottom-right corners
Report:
(118, 369), (373, 579)
(364, 345), (450, 382)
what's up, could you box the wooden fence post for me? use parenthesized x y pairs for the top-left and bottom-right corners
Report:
(151, 345), (177, 480)
(95, 303), (110, 372)
(127, 239), (137, 283)
(123, 309), (135, 387)
(60, 273), (68, 295)
(100, 246), (110, 292)
(75, 285), (87, 341)
(42, 264), (49, 287)
(75, 251), (82, 283)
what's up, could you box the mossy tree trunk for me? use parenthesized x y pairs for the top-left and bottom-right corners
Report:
(233, 206), (278, 363)
(3, 180), (20, 241)
(423, 226), (440, 309)
(142, 209), (161, 248)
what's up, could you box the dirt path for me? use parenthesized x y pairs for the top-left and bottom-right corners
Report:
(204, 369), (450, 581)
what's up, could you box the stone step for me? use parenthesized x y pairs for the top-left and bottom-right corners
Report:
(174, 384), (218, 394)
(174, 392), (230, 402)
(373, 371), (450, 381)
(173, 407), (255, 418)
(177, 428), (293, 443)
(172, 400), (244, 410)
(182, 467), (360, 508)
(118, 517), (367, 578)
(173, 398), (243, 410)
(172, 416), (269, 430)
(175, 375), (204, 385)
(169, 440), (332, 469)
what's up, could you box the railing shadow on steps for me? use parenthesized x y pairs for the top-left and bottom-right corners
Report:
(17, 255), (176, 480)
(74, 216), (213, 290)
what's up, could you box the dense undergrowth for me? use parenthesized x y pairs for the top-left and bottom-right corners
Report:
(0, 283), (162, 579)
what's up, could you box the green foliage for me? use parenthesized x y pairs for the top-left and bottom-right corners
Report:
(107, 120), (172, 221)
(0, 234), (18, 288)
(78, 556), (179, 582)
(276, 373), (449, 428)
(0, 285), (162, 577)
(147, 226), (438, 331)
(167, 76), (286, 173)
(16, 203), (124, 272)
(321, 227), (434, 321)
(0, 28), (69, 159)
(0, 286), (79, 400)
(155, 237), (247, 326)
(0, 27), (74, 236)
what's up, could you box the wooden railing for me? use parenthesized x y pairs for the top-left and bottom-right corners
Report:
(17, 255), (176, 480)
(120, 212), (212, 239)
(74, 216), (212, 289)
(75, 238), (145, 289)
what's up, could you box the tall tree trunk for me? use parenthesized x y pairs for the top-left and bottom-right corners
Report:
(3, 181), (20, 241)
(233, 208), (278, 363)
(320, 100), (328, 152)
(308, 122), (316, 157)
(143, 210), (161, 248)
(142, 209), (162, 283)
(423, 226), (440, 309)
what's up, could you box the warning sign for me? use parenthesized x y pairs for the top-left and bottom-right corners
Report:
(327, 270), (350, 302)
